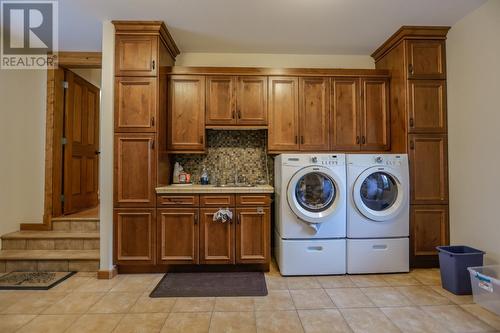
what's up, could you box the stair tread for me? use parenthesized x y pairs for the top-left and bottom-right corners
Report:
(51, 217), (99, 222)
(2, 231), (99, 240)
(0, 250), (99, 260)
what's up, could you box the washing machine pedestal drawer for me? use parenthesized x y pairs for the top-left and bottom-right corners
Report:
(274, 232), (346, 276)
(347, 238), (409, 274)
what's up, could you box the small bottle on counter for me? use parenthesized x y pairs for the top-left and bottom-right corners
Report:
(200, 165), (209, 185)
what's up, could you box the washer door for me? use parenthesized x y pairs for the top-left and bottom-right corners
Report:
(287, 166), (342, 223)
(353, 167), (405, 222)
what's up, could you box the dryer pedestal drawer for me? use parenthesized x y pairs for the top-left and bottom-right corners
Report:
(275, 231), (346, 276)
(347, 238), (409, 274)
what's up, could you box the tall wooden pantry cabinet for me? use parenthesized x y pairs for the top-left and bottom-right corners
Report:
(372, 26), (450, 267)
(113, 21), (179, 269)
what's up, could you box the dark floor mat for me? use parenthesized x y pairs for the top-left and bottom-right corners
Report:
(150, 272), (268, 297)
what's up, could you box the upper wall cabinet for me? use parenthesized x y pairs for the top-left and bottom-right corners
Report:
(168, 75), (206, 153)
(205, 76), (268, 126)
(236, 76), (268, 125)
(115, 77), (157, 132)
(268, 77), (299, 151)
(299, 77), (330, 151)
(206, 76), (236, 125)
(331, 78), (360, 150)
(361, 78), (390, 151)
(408, 80), (447, 133)
(115, 35), (158, 77)
(406, 40), (446, 79)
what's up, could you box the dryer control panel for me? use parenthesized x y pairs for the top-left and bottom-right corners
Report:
(373, 155), (403, 166)
(311, 155), (344, 166)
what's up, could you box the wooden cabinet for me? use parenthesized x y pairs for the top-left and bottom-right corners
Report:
(205, 76), (268, 126)
(409, 134), (448, 204)
(299, 77), (330, 151)
(114, 209), (155, 264)
(114, 77), (157, 132)
(411, 205), (449, 265)
(406, 40), (446, 79)
(115, 35), (158, 77)
(236, 207), (270, 264)
(268, 77), (299, 151)
(200, 208), (235, 264)
(206, 76), (236, 125)
(236, 76), (268, 125)
(157, 208), (199, 264)
(331, 78), (360, 150)
(360, 78), (390, 150)
(168, 75), (206, 152)
(114, 134), (156, 207)
(408, 80), (447, 133)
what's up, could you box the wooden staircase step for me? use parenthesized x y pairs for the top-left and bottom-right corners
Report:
(0, 250), (99, 260)
(2, 231), (99, 240)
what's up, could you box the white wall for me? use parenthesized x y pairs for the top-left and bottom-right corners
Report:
(99, 21), (115, 271)
(0, 70), (47, 243)
(448, 0), (500, 264)
(69, 68), (102, 88)
(176, 52), (374, 68)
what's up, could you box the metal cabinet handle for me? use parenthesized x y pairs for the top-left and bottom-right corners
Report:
(409, 117), (414, 127)
(150, 139), (155, 150)
(408, 63), (414, 75)
(237, 109), (241, 119)
(194, 214), (198, 224)
(232, 110), (236, 119)
(410, 140), (415, 150)
(361, 136), (366, 144)
(356, 136), (360, 144)
(237, 214), (240, 224)
(152, 60), (155, 70)
(151, 117), (155, 127)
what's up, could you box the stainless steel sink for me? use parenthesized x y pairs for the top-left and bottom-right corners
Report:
(216, 183), (255, 188)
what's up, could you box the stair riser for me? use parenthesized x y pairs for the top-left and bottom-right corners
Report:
(0, 259), (99, 272)
(2, 239), (100, 251)
(52, 221), (100, 233)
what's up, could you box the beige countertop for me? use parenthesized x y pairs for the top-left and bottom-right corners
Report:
(156, 184), (274, 194)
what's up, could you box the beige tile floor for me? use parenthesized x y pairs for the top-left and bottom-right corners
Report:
(1, 263), (499, 333)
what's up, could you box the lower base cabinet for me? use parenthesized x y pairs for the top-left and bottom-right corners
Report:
(157, 208), (199, 264)
(236, 207), (270, 264)
(410, 204), (449, 267)
(114, 208), (155, 265)
(200, 208), (235, 264)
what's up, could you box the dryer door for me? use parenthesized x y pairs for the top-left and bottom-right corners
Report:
(287, 166), (343, 223)
(353, 167), (406, 222)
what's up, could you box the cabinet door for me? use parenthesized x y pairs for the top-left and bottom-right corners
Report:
(268, 77), (299, 151)
(115, 35), (158, 76)
(409, 134), (448, 204)
(200, 208), (234, 264)
(114, 209), (155, 264)
(168, 75), (206, 152)
(114, 134), (156, 207)
(360, 78), (390, 151)
(408, 80), (447, 133)
(206, 76), (236, 125)
(114, 77), (157, 132)
(157, 208), (199, 264)
(331, 78), (361, 150)
(236, 76), (268, 125)
(235, 208), (270, 264)
(299, 77), (330, 151)
(406, 40), (446, 79)
(411, 205), (449, 266)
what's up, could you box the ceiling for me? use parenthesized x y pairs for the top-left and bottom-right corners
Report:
(59, 0), (486, 54)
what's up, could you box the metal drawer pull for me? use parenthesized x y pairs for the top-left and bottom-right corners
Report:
(372, 244), (388, 250)
(307, 246), (323, 252)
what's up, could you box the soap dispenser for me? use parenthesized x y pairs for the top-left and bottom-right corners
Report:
(200, 165), (209, 185)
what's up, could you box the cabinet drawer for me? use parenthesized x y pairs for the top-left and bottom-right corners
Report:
(200, 194), (235, 207)
(236, 194), (271, 206)
(158, 195), (199, 206)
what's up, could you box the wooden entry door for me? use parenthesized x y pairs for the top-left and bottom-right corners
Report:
(63, 70), (100, 214)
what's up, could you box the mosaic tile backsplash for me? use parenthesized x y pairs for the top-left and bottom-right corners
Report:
(173, 130), (273, 185)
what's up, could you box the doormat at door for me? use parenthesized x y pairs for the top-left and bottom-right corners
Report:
(150, 272), (268, 297)
(0, 271), (76, 290)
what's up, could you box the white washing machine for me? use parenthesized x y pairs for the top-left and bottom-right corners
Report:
(274, 154), (346, 275)
(346, 154), (409, 274)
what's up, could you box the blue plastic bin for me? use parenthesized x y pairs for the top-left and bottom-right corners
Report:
(437, 246), (485, 295)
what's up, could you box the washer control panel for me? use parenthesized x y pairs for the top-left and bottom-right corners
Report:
(374, 155), (403, 166)
(311, 155), (343, 166)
